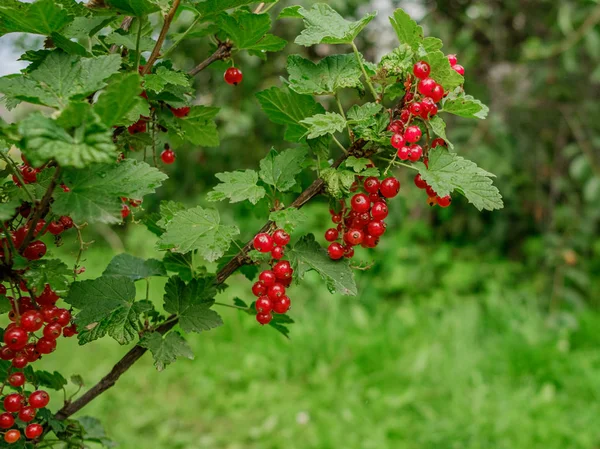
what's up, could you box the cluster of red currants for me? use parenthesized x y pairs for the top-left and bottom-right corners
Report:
(120, 197), (143, 220)
(0, 283), (77, 444)
(325, 176), (400, 260)
(251, 229), (293, 325)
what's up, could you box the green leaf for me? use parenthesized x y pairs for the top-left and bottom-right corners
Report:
(177, 106), (220, 147)
(429, 116), (454, 150)
(0, 199), (20, 221)
(144, 66), (190, 93)
(156, 200), (186, 228)
(163, 276), (222, 333)
(77, 416), (114, 447)
(162, 252), (194, 281)
(19, 110), (115, 168)
(103, 254), (166, 281)
(105, 0), (161, 16)
(423, 50), (464, 91)
(139, 331), (194, 371)
(54, 160), (168, 224)
(321, 167), (356, 199)
(346, 103), (382, 122)
(300, 112), (346, 139)
(159, 206), (239, 262)
(389, 8), (423, 51)
(192, 0), (276, 17)
(22, 259), (71, 296)
(415, 148), (503, 211)
(50, 32), (90, 57)
(94, 73), (143, 127)
(66, 275), (153, 345)
(288, 234), (357, 296)
(24, 369), (67, 390)
(207, 170), (266, 205)
(0, 0), (73, 37)
(256, 86), (325, 142)
(63, 16), (117, 40)
(287, 54), (363, 95)
(278, 6), (302, 19)
(292, 3), (376, 46)
(105, 31), (155, 52)
(422, 37), (443, 53)
(259, 147), (307, 192)
(71, 374), (84, 387)
(269, 208), (307, 234)
(441, 89), (489, 119)
(269, 313), (294, 339)
(218, 10), (286, 53)
(378, 45), (414, 76)
(345, 157), (371, 172)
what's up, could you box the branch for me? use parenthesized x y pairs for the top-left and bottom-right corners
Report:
(54, 138), (368, 421)
(141, 0), (181, 75)
(188, 41), (233, 76)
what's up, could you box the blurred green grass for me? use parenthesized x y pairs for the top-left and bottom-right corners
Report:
(34, 222), (600, 449)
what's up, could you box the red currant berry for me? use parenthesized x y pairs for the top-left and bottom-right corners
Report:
(224, 67), (243, 85)
(397, 146), (410, 160)
(414, 174), (428, 189)
(55, 309), (71, 327)
(37, 285), (58, 306)
(127, 119), (147, 135)
(371, 202), (389, 220)
(430, 84), (444, 103)
(43, 323), (63, 340)
(21, 166), (38, 184)
(272, 229), (290, 246)
(328, 242), (345, 260)
(8, 372), (25, 388)
(23, 240), (46, 261)
(59, 216), (74, 229)
(387, 120), (403, 133)
(47, 221), (64, 235)
(28, 390), (50, 409)
(425, 185), (436, 197)
(417, 78), (437, 97)
(12, 355), (28, 369)
(452, 64), (465, 76)
(273, 261), (292, 280)
(170, 106), (190, 118)
(0, 346), (15, 361)
(63, 325), (77, 338)
(161, 149), (176, 164)
(267, 283), (286, 300)
(344, 229), (364, 246)
(25, 423), (43, 440)
(404, 126), (422, 143)
(325, 228), (339, 242)
(369, 192), (380, 203)
(380, 177), (400, 198)
(427, 196), (437, 207)
(36, 337), (56, 355)
(350, 193), (370, 213)
(4, 394), (24, 412)
(253, 233), (274, 253)
(447, 54), (458, 66)
(256, 312), (272, 325)
(409, 102), (422, 115)
(271, 246), (284, 260)
(121, 203), (130, 219)
(252, 282), (266, 297)
(41, 306), (58, 323)
(390, 133), (405, 149)
(431, 138), (446, 148)
(18, 406), (36, 422)
(436, 195), (452, 208)
(22, 344), (40, 362)
(4, 327), (28, 351)
(408, 144), (423, 161)
(0, 412), (14, 429)
(272, 296), (291, 314)
(20, 310), (44, 332)
(363, 177), (380, 193)
(0, 284), (5, 295)
(400, 109), (410, 123)
(258, 270), (276, 287)
(331, 214), (342, 224)
(367, 220), (386, 237)
(344, 246), (355, 258)
(363, 233), (379, 248)
(255, 296), (273, 313)
(4, 429), (20, 444)
(413, 61), (431, 79)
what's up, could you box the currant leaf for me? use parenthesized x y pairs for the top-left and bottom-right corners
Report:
(321, 167), (356, 199)
(103, 254), (167, 281)
(217, 10), (286, 55)
(423, 50), (464, 91)
(429, 116), (454, 150)
(139, 331), (194, 371)
(442, 88), (489, 119)
(259, 147), (307, 192)
(269, 208), (307, 234)
(0, 0), (74, 37)
(94, 72), (143, 127)
(171, 106), (219, 147)
(300, 112), (346, 139)
(389, 8), (423, 51)
(287, 54), (363, 95)
(144, 66), (190, 93)
(162, 252), (194, 281)
(22, 259), (71, 296)
(207, 170), (266, 205)
(104, 0), (161, 16)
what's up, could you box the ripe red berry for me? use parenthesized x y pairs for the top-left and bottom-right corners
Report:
(267, 283), (286, 300)
(425, 185), (436, 197)
(404, 126), (422, 143)
(43, 323), (63, 340)
(387, 120), (403, 133)
(0, 412), (15, 429)
(63, 325), (77, 338)
(331, 214), (342, 224)
(325, 228), (339, 242)
(390, 133), (405, 149)
(253, 233), (274, 253)
(400, 109), (410, 123)
(363, 234), (380, 248)
(28, 390), (50, 409)
(344, 229), (364, 246)
(23, 240), (46, 261)
(430, 84), (444, 103)
(256, 312), (272, 325)
(328, 242), (345, 260)
(417, 78), (437, 97)
(413, 61), (431, 79)
(397, 145), (410, 160)
(272, 229), (290, 246)
(36, 337), (56, 355)
(344, 246), (355, 258)
(20, 310), (44, 332)
(21, 166), (38, 184)
(4, 394), (24, 412)
(8, 372), (25, 388)
(258, 270), (276, 287)
(367, 220), (386, 237)
(127, 119), (147, 135)
(409, 102), (422, 116)
(59, 216), (74, 229)
(55, 309), (71, 327)
(121, 203), (130, 219)
(4, 429), (20, 444)
(431, 138), (446, 148)
(161, 149), (176, 164)
(272, 296), (291, 314)
(273, 261), (292, 280)
(369, 192), (380, 203)
(447, 54), (458, 66)
(18, 406), (36, 423)
(379, 177), (400, 198)
(255, 296), (273, 313)
(224, 67), (243, 85)
(22, 344), (40, 362)
(12, 355), (28, 369)
(427, 196), (437, 207)
(350, 193), (370, 213)
(4, 327), (28, 351)
(41, 306), (58, 323)
(25, 423), (43, 440)
(47, 221), (64, 235)
(0, 284), (5, 295)
(414, 174), (428, 189)
(452, 64), (465, 76)
(0, 346), (15, 361)
(170, 106), (190, 118)
(363, 177), (380, 194)
(408, 144), (423, 162)
(371, 202), (389, 220)
(436, 195), (452, 208)
(271, 246), (284, 260)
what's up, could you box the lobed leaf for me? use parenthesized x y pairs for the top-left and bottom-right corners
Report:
(287, 54), (363, 95)
(139, 331), (194, 371)
(259, 147), (307, 192)
(207, 170), (266, 205)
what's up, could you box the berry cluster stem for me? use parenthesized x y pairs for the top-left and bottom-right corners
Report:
(141, 0), (181, 75)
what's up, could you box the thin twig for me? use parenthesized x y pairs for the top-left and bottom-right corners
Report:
(141, 0), (181, 75)
(351, 41), (378, 100)
(188, 41), (233, 76)
(0, 152), (35, 204)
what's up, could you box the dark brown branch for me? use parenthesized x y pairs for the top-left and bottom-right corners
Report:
(54, 138), (368, 421)
(141, 0), (181, 75)
(188, 41), (233, 76)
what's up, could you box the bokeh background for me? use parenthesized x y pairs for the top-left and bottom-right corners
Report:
(1, 0), (600, 448)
